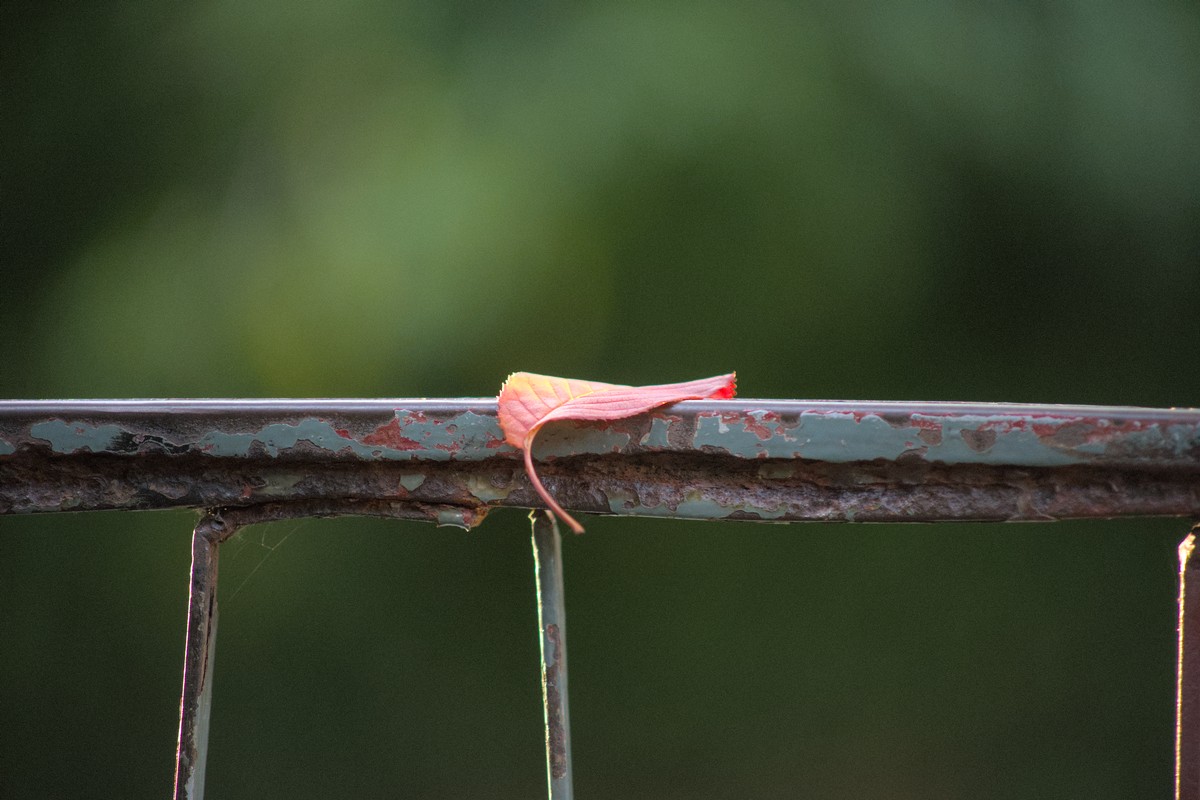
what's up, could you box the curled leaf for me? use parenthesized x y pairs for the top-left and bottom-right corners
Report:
(497, 371), (737, 533)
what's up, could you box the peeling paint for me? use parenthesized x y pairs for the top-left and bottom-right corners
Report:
(757, 462), (796, 479)
(30, 420), (124, 454)
(196, 417), (482, 462)
(690, 411), (1114, 467)
(672, 493), (734, 520)
(257, 473), (306, 497)
(3, 399), (1197, 521)
(533, 423), (631, 459)
(371, 410), (510, 458)
(604, 488), (686, 519)
(639, 417), (673, 449)
(399, 474), (426, 492)
(8, 401), (1198, 469)
(186, 411), (518, 463)
(934, 417), (1082, 466)
(694, 413), (804, 459)
(200, 419), (367, 458)
(603, 486), (789, 522)
(436, 508), (474, 529)
(1069, 422), (1191, 460)
(728, 410), (776, 440)
(959, 427), (998, 453)
(466, 473), (512, 503)
(455, 411), (505, 446)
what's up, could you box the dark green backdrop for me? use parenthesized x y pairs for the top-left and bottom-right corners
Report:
(2, 3), (1197, 797)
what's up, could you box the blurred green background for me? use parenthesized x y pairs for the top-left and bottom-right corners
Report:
(2, 2), (1198, 797)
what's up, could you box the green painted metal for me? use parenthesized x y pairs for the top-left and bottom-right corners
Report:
(532, 512), (574, 800)
(1, 399), (1198, 523)
(2, 398), (1197, 466)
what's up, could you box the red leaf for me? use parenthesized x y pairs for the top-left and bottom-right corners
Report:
(497, 372), (737, 533)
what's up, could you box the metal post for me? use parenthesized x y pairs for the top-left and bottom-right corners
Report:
(1178, 524), (1200, 800)
(167, 499), (484, 798)
(174, 513), (236, 800)
(532, 511), (574, 800)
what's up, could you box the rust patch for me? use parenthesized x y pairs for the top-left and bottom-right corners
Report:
(961, 428), (997, 452)
(1033, 418), (1154, 447)
(362, 418), (423, 451)
(544, 623), (567, 780)
(905, 416), (945, 445)
(665, 414), (695, 450)
(1034, 421), (1090, 448)
(743, 415), (774, 441)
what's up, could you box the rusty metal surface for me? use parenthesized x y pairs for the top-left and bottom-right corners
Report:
(1180, 526), (1200, 800)
(170, 500), (470, 799)
(1, 399), (1198, 523)
(532, 512), (574, 799)
(174, 514), (232, 800)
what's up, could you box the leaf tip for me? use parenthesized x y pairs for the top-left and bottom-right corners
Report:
(496, 372), (534, 448)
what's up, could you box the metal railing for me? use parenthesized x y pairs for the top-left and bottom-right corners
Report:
(2, 398), (1198, 799)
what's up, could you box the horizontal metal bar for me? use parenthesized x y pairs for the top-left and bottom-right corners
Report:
(2, 398), (1196, 467)
(1, 399), (1197, 522)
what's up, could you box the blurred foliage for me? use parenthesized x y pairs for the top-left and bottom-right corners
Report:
(1, 2), (1197, 798)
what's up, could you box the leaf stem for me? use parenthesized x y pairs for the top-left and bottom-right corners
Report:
(524, 442), (585, 534)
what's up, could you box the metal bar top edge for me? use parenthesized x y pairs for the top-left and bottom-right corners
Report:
(1, 397), (1197, 420)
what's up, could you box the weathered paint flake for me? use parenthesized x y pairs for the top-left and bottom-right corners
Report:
(693, 413), (802, 459)
(197, 415), (513, 462)
(258, 473), (306, 497)
(638, 417), (673, 449)
(465, 473), (513, 503)
(757, 462), (796, 479)
(532, 423), (632, 459)
(31, 420), (125, 454)
(399, 474), (426, 492)
(367, 411), (512, 457)
(690, 410), (1128, 467)
(436, 507), (476, 529)
(199, 419), (376, 459)
(602, 485), (790, 522)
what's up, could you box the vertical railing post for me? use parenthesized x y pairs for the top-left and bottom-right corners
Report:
(1178, 524), (1200, 800)
(174, 513), (236, 800)
(532, 511), (574, 800)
